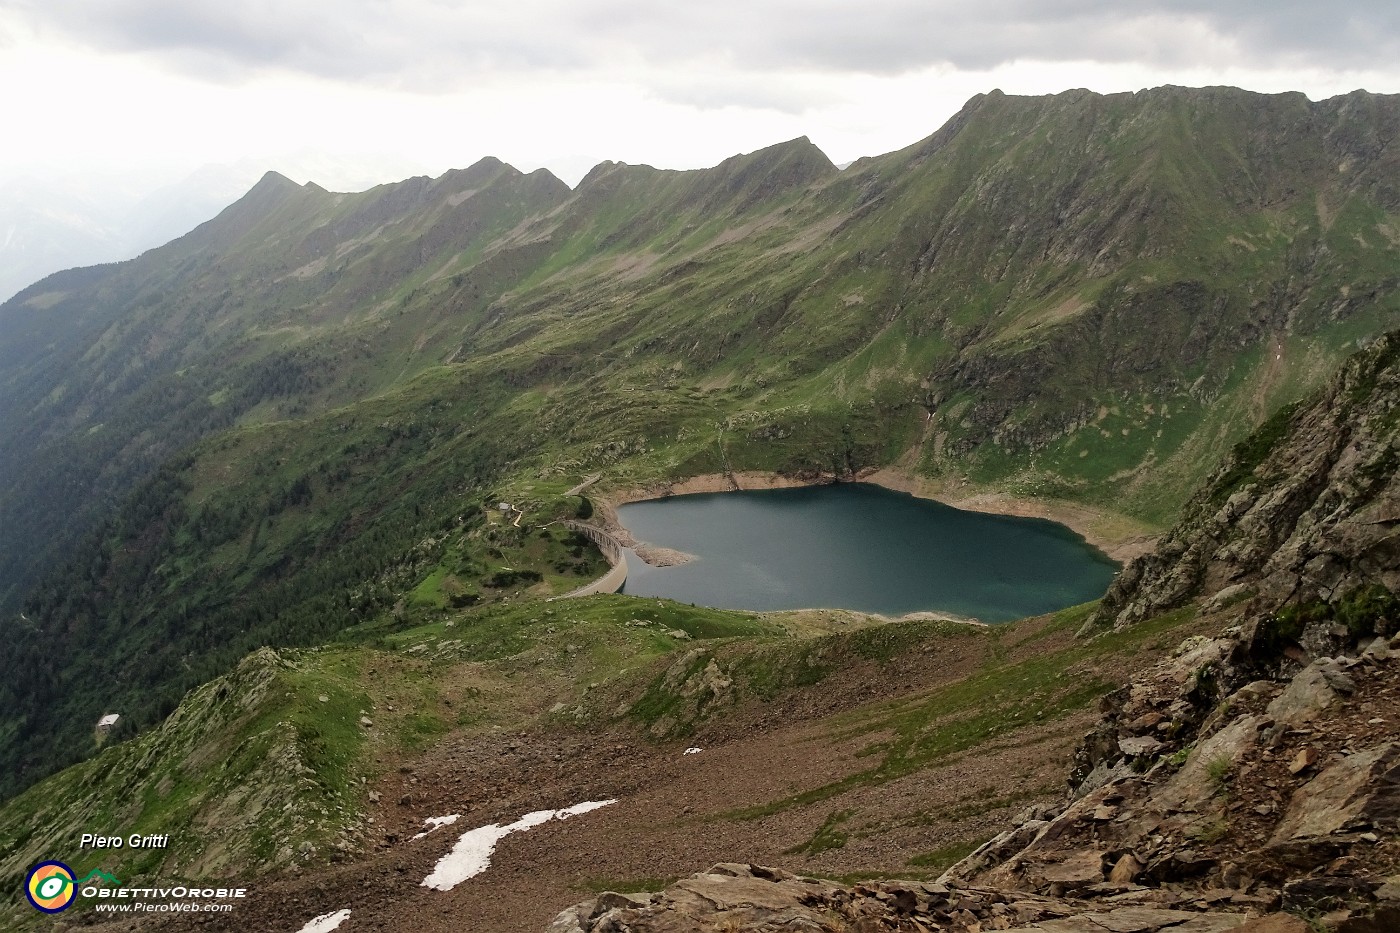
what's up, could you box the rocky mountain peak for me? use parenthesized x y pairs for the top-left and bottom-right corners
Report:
(248, 169), (300, 194)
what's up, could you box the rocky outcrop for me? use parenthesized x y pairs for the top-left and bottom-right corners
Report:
(637, 647), (736, 739)
(940, 621), (1400, 932)
(549, 862), (1267, 932)
(1092, 331), (1400, 631)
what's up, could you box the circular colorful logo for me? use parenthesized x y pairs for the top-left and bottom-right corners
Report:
(25, 861), (76, 913)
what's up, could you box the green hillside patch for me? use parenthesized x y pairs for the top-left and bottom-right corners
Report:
(381, 595), (778, 664)
(0, 648), (373, 925)
(631, 618), (984, 738)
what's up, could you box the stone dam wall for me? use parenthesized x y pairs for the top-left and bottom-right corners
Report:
(559, 521), (628, 598)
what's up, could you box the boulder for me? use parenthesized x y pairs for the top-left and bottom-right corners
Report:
(1120, 735), (1166, 758)
(673, 869), (816, 911)
(1272, 743), (1400, 841)
(1037, 850), (1106, 894)
(1265, 660), (1353, 731)
(1108, 853), (1144, 885)
(1361, 637), (1391, 663)
(1288, 747), (1320, 775)
(1013, 908), (1246, 932)
(1228, 916), (1311, 933)
(590, 891), (656, 915)
(546, 904), (591, 933)
(1157, 715), (1260, 812)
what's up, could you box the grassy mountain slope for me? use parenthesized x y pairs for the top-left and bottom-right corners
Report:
(3, 86), (1400, 800)
(392, 87), (1400, 519)
(0, 160), (570, 609)
(0, 595), (780, 926)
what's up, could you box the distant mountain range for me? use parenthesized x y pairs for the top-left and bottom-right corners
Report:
(0, 157), (430, 303)
(0, 167), (256, 303)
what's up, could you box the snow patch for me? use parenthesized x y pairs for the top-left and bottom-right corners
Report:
(296, 909), (351, 932)
(412, 814), (461, 840)
(421, 800), (617, 892)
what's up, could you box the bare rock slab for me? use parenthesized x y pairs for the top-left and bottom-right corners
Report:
(1272, 742), (1400, 841)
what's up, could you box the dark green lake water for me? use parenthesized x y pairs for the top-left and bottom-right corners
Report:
(617, 483), (1118, 621)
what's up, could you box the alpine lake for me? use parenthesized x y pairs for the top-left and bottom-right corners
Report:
(616, 483), (1118, 622)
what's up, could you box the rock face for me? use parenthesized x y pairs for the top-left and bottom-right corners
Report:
(1092, 330), (1400, 631)
(548, 862), (1257, 932)
(935, 619), (1400, 932)
(1271, 743), (1400, 842)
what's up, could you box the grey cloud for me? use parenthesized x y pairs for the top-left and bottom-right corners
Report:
(12, 0), (595, 82)
(643, 70), (830, 114)
(594, 1), (1400, 74)
(9, 0), (1400, 92)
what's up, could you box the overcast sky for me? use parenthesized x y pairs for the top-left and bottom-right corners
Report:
(3, 1), (1399, 193)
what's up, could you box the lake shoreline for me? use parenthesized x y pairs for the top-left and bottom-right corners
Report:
(594, 468), (1158, 565)
(767, 606), (992, 630)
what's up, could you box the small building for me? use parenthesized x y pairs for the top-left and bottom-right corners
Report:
(96, 713), (120, 733)
(497, 502), (512, 512)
